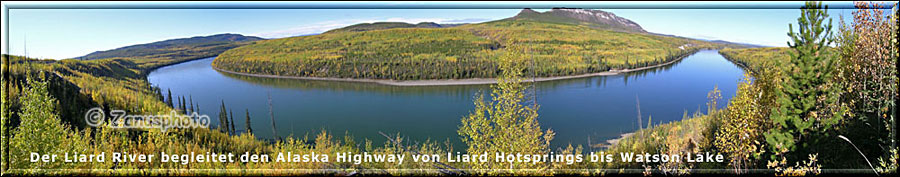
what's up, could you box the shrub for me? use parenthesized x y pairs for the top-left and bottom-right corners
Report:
(715, 73), (768, 173)
(458, 46), (555, 175)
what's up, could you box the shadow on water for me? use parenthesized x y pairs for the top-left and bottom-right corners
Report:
(533, 56), (685, 93)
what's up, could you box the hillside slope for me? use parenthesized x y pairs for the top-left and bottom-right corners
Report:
(213, 9), (723, 80)
(78, 33), (264, 61)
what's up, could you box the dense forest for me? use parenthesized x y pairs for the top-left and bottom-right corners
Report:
(719, 47), (792, 73)
(1, 1), (897, 175)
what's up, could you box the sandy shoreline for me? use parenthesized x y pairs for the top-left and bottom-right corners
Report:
(212, 52), (692, 86)
(606, 132), (635, 147)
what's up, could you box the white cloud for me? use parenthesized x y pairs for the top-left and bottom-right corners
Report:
(253, 17), (492, 38)
(689, 34), (719, 41)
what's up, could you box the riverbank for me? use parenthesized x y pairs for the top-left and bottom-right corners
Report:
(606, 133), (635, 147)
(598, 50), (752, 150)
(591, 132), (636, 149)
(211, 50), (699, 86)
(717, 51), (754, 73)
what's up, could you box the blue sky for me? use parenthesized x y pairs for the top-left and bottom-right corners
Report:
(0, 1), (874, 59)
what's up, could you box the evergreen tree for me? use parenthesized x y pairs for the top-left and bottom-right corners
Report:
(245, 109), (252, 134)
(176, 96), (182, 112)
(764, 1), (843, 157)
(219, 100), (229, 133)
(166, 89), (173, 107)
(229, 110), (235, 135)
(180, 96), (187, 114)
(189, 95), (194, 114)
(155, 88), (163, 102)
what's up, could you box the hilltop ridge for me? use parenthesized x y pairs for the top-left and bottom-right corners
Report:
(78, 33), (265, 60)
(510, 8), (647, 33)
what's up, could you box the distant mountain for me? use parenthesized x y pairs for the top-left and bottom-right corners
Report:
(509, 8), (767, 48)
(510, 8), (647, 33)
(704, 40), (768, 48)
(79, 33), (265, 60)
(323, 22), (466, 33)
(647, 32), (767, 48)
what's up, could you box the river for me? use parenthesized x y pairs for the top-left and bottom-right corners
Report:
(147, 49), (745, 148)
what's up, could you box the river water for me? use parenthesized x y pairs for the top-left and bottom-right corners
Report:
(147, 49), (745, 148)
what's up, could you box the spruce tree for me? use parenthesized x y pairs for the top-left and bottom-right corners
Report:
(245, 109), (252, 134)
(180, 96), (187, 114)
(166, 89), (173, 107)
(229, 110), (235, 135)
(219, 100), (229, 133)
(764, 1), (843, 156)
(189, 95), (194, 114)
(155, 88), (163, 102)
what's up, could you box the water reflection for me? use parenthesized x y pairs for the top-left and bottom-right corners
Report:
(218, 55), (686, 99)
(219, 71), (487, 99)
